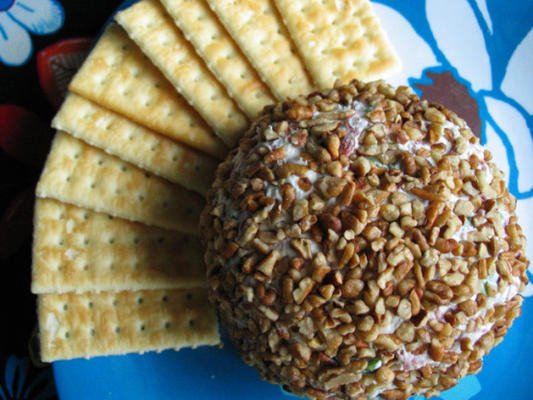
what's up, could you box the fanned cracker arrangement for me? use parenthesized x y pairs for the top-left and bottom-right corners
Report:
(33, 0), (399, 361)
(206, 0), (314, 100)
(160, 0), (275, 118)
(69, 24), (227, 159)
(52, 93), (217, 196)
(116, 0), (248, 147)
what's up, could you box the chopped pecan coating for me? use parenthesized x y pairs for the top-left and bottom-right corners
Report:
(200, 80), (529, 400)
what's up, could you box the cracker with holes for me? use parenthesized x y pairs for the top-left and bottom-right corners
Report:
(206, 0), (313, 100)
(32, 198), (206, 294)
(273, 0), (400, 89)
(160, 0), (275, 118)
(37, 132), (204, 234)
(38, 288), (220, 361)
(116, 0), (248, 147)
(69, 24), (227, 159)
(53, 93), (217, 196)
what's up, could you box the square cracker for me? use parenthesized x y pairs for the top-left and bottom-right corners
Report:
(38, 287), (220, 361)
(206, 0), (313, 100)
(69, 24), (227, 160)
(36, 132), (204, 234)
(273, 0), (401, 89)
(116, 0), (248, 148)
(161, 0), (275, 118)
(53, 93), (217, 197)
(32, 198), (206, 294)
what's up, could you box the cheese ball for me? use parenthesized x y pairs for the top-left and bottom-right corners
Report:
(200, 80), (529, 400)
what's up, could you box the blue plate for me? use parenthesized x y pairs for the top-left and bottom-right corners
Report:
(54, 1), (533, 399)
(54, 303), (533, 400)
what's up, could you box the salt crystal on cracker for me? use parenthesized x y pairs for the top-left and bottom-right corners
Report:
(36, 132), (204, 234)
(53, 93), (217, 196)
(38, 287), (220, 361)
(69, 24), (227, 159)
(32, 198), (206, 294)
(116, 0), (248, 147)
(273, 0), (401, 89)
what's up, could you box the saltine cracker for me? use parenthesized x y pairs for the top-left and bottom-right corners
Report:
(36, 132), (204, 234)
(116, 0), (248, 147)
(161, 0), (275, 118)
(38, 288), (219, 361)
(53, 93), (217, 196)
(206, 0), (314, 100)
(273, 0), (401, 88)
(69, 24), (227, 159)
(32, 198), (206, 294)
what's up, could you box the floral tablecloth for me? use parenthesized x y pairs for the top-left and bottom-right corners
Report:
(1, 0), (532, 399)
(0, 1), (121, 398)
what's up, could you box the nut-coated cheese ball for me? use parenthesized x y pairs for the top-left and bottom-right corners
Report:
(201, 80), (529, 400)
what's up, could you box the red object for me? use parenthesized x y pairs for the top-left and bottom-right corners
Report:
(37, 38), (93, 109)
(0, 105), (52, 167)
(340, 135), (357, 157)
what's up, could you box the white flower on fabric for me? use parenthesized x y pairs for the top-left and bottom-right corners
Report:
(0, 0), (64, 66)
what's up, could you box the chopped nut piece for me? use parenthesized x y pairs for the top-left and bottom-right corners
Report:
(293, 277), (315, 304)
(256, 250), (280, 277)
(240, 221), (258, 245)
(318, 176), (347, 198)
(319, 213), (342, 232)
(319, 284), (335, 300)
(442, 272), (464, 287)
(397, 298), (412, 320)
(265, 147), (286, 163)
(292, 200), (309, 221)
(338, 181), (356, 206)
(287, 103), (313, 120)
(291, 342), (311, 362)
(342, 279), (364, 299)
(429, 339), (444, 362)
(290, 238), (314, 259)
(376, 366), (395, 383)
(352, 157), (371, 176)
(410, 187), (446, 202)
(312, 264), (331, 283)
(281, 183), (296, 210)
(389, 222), (405, 238)
(380, 204), (400, 221)
(454, 199), (475, 216)
(357, 315), (375, 332)
(327, 134), (341, 159)
(276, 163), (310, 179)
(363, 225), (381, 241)
(221, 241), (239, 259)
(258, 305), (279, 321)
